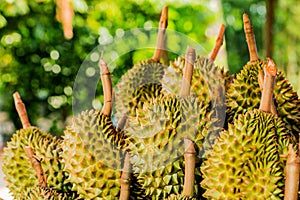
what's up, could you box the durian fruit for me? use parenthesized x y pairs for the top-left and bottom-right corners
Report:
(20, 186), (71, 200)
(201, 110), (295, 199)
(162, 25), (231, 148)
(124, 47), (210, 199)
(163, 24), (232, 105)
(201, 60), (296, 199)
(62, 56), (126, 199)
(226, 14), (300, 137)
(114, 6), (168, 120)
(116, 60), (165, 117)
(164, 195), (197, 200)
(126, 94), (208, 198)
(2, 93), (72, 199)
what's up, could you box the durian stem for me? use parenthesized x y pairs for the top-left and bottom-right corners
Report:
(183, 139), (196, 196)
(209, 24), (225, 61)
(284, 144), (300, 200)
(259, 58), (276, 113)
(120, 153), (131, 200)
(152, 6), (168, 62)
(243, 13), (259, 62)
(99, 52), (113, 116)
(180, 46), (196, 97)
(13, 92), (31, 128)
(55, 0), (74, 39)
(24, 146), (47, 188)
(116, 115), (128, 132)
(258, 70), (277, 115)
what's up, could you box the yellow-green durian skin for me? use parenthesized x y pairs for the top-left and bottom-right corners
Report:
(164, 194), (197, 200)
(163, 56), (232, 105)
(162, 56), (185, 95)
(2, 127), (71, 199)
(192, 56), (231, 105)
(163, 56), (230, 145)
(226, 60), (300, 137)
(115, 59), (165, 119)
(125, 95), (211, 199)
(62, 110), (125, 200)
(18, 186), (73, 200)
(201, 110), (296, 200)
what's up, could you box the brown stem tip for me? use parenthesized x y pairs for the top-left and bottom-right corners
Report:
(209, 24), (226, 61)
(180, 46), (196, 97)
(266, 58), (277, 76)
(152, 6), (168, 62)
(99, 53), (113, 116)
(259, 58), (277, 113)
(13, 92), (31, 129)
(159, 6), (168, 29)
(243, 13), (259, 62)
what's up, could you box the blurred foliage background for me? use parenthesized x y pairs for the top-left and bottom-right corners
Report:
(0, 0), (299, 139)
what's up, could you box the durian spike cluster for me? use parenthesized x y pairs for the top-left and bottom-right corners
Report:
(2, 7), (300, 200)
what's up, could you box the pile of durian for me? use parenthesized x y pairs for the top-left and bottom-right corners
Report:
(3, 6), (300, 200)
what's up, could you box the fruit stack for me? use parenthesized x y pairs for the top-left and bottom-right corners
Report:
(2, 6), (300, 200)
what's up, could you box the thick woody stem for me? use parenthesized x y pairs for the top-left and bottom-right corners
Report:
(24, 146), (47, 188)
(284, 144), (300, 200)
(243, 13), (259, 62)
(120, 153), (131, 200)
(116, 115), (128, 132)
(182, 139), (196, 196)
(152, 6), (168, 62)
(259, 58), (276, 113)
(209, 24), (226, 61)
(99, 53), (113, 116)
(180, 46), (196, 97)
(13, 92), (31, 128)
(55, 0), (74, 39)
(258, 70), (277, 115)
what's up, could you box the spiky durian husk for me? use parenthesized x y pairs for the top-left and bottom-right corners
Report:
(2, 127), (71, 199)
(164, 194), (197, 200)
(226, 60), (300, 137)
(193, 56), (232, 104)
(19, 186), (73, 200)
(162, 56), (230, 143)
(163, 56), (232, 105)
(129, 83), (163, 117)
(201, 110), (296, 199)
(115, 59), (165, 119)
(62, 109), (125, 199)
(124, 95), (210, 199)
(162, 56), (185, 95)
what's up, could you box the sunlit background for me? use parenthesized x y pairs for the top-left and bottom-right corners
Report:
(0, 0), (299, 199)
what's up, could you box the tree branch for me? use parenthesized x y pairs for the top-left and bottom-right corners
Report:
(265, 0), (275, 58)
(13, 92), (31, 128)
